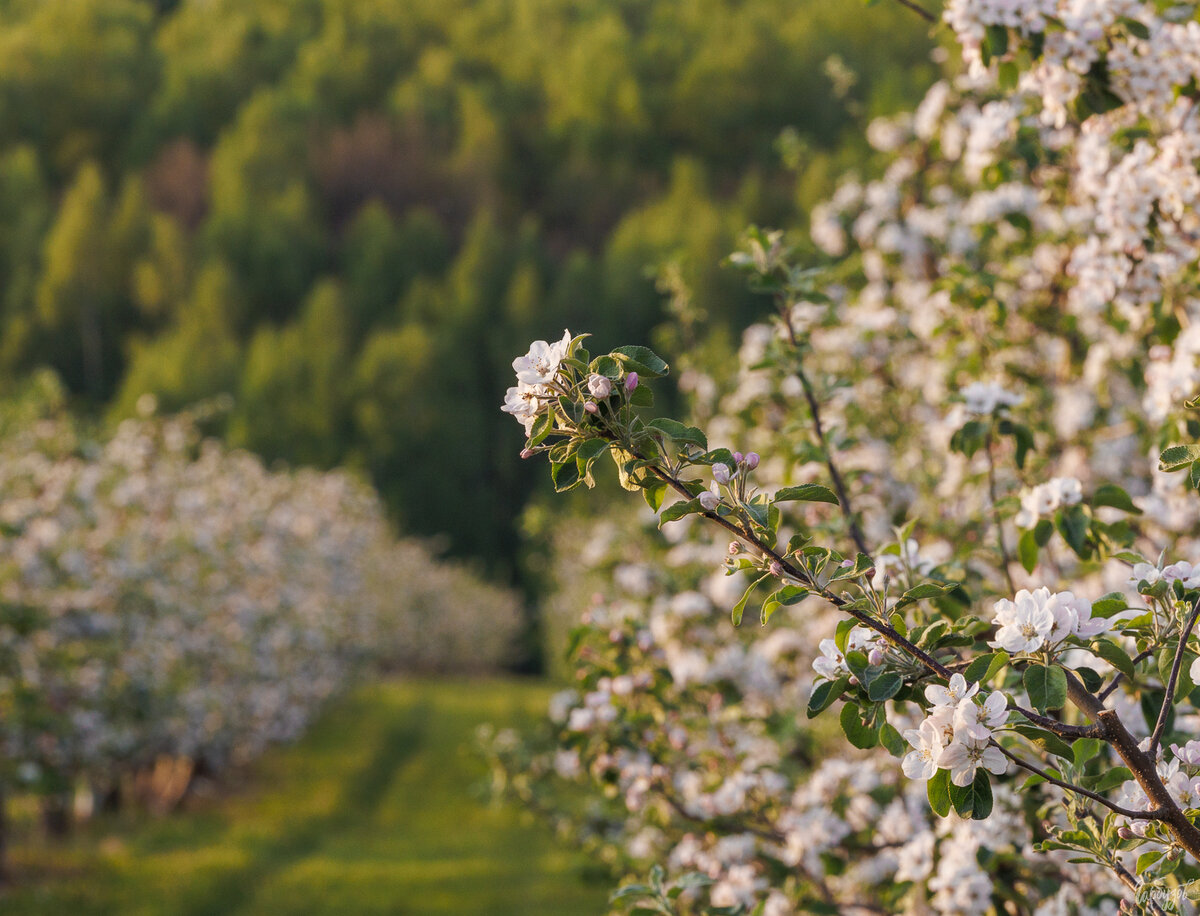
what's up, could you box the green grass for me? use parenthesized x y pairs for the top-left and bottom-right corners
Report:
(2, 679), (607, 915)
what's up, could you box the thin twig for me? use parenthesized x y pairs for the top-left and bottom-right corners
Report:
(777, 305), (871, 559)
(1150, 596), (1200, 758)
(984, 428), (1016, 594)
(892, 0), (937, 24)
(1098, 647), (1156, 702)
(992, 742), (1162, 821)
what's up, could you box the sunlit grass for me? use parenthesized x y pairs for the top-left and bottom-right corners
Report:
(2, 679), (605, 916)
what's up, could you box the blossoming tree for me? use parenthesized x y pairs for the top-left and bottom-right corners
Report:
(499, 1), (1200, 912)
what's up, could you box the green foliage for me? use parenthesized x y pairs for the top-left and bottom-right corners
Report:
(0, 0), (933, 572)
(1, 680), (603, 916)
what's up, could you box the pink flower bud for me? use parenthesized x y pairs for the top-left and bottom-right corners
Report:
(744, 452), (760, 470)
(699, 490), (720, 511)
(520, 448), (534, 459)
(728, 542), (741, 556)
(849, 675), (860, 686)
(733, 451), (744, 464)
(769, 560), (784, 577)
(869, 647), (884, 665)
(865, 567), (876, 580)
(840, 559), (854, 568)
(625, 372), (639, 391)
(584, 401), (599, 414)
(587, 374), (613, 398)
(712, 463), (733, 484)
(1117, 826), (1134, 840)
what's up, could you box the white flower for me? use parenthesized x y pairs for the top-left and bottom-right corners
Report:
(501, 383), (546, 434)
(1014, 477), (1083, 528)
(1162, 560), (1200, 589)
(925, 672), (978, 708)
(587, 373), (612, 399)
(699, 489), (721, 511)
(813, 639), (847, 680)
(960, 381), (1021, 416)
(1191, 655), (1200, 689)
(938, 737), (1009, 787)
(512, 329), (571, 386)
(902, 718), (944, 779)
(1131, 563), (1162, 587)
(990, 588), (1055, 654)
(954, 691), (1009, 742)
(1173, 740), (1200, 767)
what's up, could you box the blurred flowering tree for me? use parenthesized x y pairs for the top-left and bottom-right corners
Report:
(0, 372), (521, 862)
(496, 2), (1200, 912)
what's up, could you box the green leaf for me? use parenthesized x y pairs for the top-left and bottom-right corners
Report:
(840, 701), (880, 749)
(775, 585), (810, 605)
(610, 884), (652, 902)
(551, 459), (582, 492)
(731, 575), (768, 627)
(927, 768), (951, 817)
(1018, 528), (1039, 573)
(643, 483), (667, 512)
(644, 418), (707, 450)
(1160, 444), (1200, 472)
(1024, 664), (1068, 713)
(1089, 766), (1132, 793)
(575, 438), (609, 462)
(879, 722), (906, 757)
(1120, 16), (1150, 39)
(1033, 518), (1054, 547)
(774, 484), (839, 505)
(1092, 483), (1141, 515)
(1089, 643), (1132, 686)
(658, 498), (699, 526)
(985, 23), (1009, 57)
(1072, 737), (1104, 766)
(950, 420), (989, 458)
(528, 411), (555, 447)
(1091, 594), (1131, 618)
(868, 672), (904, 702)
(963, 650), (1009, 685)
(894, 582), (951, 611)
(1011, 723), (1074, 760)
(807, 676), (849, 718)
(1075, 666), (1103, 693)
(1137, 850), (1164, 875)
(611, 345), (669, 379)
(949, 768), (994, 820)
(629, 384), (654, 408)
(1056, 504), (1091, 559)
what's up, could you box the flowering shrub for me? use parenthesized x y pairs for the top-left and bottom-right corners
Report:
(495, 2), (1200, 911)
(0, 373), (521, 811)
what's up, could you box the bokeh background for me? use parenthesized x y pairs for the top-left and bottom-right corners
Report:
(0, 0), (939, 911)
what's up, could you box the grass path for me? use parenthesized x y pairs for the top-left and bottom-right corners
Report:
(3, 679), (606, 915)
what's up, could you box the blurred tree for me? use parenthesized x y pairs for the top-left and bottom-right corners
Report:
(0, 0), (937, 578)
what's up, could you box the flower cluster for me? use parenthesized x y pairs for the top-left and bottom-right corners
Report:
(989, 587), (1109, 655)
(502, 329), (572, 434)
(1014, 476), (1083, 528)
(903, 675), (1010, 787)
